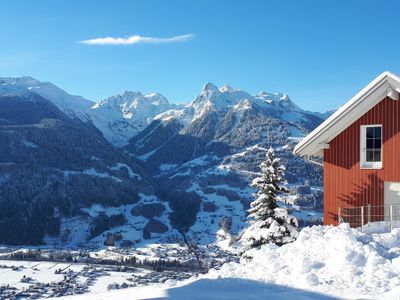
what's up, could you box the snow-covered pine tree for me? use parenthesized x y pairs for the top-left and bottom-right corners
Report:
(240, 147), (298, 255)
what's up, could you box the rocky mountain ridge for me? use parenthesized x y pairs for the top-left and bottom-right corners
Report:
(0, 76), (328, 246)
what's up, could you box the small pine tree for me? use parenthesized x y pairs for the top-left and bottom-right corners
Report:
(240, 147), (298, 256)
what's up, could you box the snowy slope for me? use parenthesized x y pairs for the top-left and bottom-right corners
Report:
(208, 224), (400, 298)
(0, 91), (155, 245)
(61, 279), (335, 300)
(60, 224), (400, 299)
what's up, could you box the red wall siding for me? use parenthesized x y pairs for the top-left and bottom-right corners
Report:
(323, 96), (400, 225)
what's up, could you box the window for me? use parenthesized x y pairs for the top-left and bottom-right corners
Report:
(361, 125), (382, 169)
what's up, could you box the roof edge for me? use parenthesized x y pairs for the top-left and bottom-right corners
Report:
(293, 71), (400, 157)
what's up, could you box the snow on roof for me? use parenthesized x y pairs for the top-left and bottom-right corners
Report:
(294, 71), (400, 157)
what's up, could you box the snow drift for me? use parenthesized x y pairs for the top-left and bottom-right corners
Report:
(206, 224), (400, 298)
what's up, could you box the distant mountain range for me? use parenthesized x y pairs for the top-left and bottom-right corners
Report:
(0, 77), (329, 246)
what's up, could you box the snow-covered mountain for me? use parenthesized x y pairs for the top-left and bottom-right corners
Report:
(90, 91), (177, 146)
(0, 77), (178, 146)
(0, 76), (95, 120)
(0, 76), (329, 246)
(0, 85), (154, 245)
(126, 81), (324, 161)
(123, 82), (326, 244)
(89, 82), (322, 147)
(154, 82), (310, 129)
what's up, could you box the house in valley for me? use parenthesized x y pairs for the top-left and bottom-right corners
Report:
(294, 72), (400, 228)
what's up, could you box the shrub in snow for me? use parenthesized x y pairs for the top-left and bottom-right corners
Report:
(240, 147), (298, 255)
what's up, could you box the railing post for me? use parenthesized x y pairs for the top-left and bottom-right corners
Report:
(338, 207), (341, 224)
(361, 206), (364, 232)
(367, 204), (371, 224)
(390, 205), (393, 232)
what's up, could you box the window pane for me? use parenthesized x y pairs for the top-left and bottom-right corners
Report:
(366, 150), (381, 162)
(374, 127), (382, 139)
(374, 139), (381, 149)
(366, 150), (374, 162)
(366, 127), (374, 138)
(374, 150), (381, 162)
(366, 139), (374, 149)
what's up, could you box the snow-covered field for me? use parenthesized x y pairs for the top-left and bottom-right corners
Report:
(59, 224), (400, 299)
(0, 260), (151, 297)
(0, 261), (83, 291)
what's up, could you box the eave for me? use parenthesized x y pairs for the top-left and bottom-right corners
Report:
(293, 71), (400, 157)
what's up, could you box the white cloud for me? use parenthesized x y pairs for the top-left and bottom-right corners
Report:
(79, 34), (195, 46)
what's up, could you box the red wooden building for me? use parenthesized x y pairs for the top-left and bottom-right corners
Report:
(294, 72), (400, 227)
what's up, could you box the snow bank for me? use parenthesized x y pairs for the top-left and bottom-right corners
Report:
(206, 224), (400, 298)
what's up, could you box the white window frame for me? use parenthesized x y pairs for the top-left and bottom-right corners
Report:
(360, 124), (382, 169)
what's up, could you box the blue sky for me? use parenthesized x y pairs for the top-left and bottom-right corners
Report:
(1, 0), (400, 112)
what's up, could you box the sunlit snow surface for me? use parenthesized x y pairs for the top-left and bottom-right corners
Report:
(41, 224), (400, 299)
(0, 260), (150, 295)
(60, 279), (336, 300)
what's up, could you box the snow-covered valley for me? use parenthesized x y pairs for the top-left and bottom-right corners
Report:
(2, 224), (399, 299)
(3, 76), (384, 300)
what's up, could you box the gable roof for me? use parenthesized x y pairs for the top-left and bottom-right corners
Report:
(294, 71), (400, 157)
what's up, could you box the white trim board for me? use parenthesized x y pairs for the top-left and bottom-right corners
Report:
(293, 71), (400, 157)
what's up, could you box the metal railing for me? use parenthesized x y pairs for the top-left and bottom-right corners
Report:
(338, 204), (400, 232)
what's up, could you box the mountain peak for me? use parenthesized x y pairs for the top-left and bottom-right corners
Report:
(0, 76), (40, 85)
(99, 91), (170, 108)
(201, 82), (219, 97)
(0, 76), (42, 93)
(278, 94), (300, 109)
(119, 90), (143, 97)
(91, 90), (175, 146)
(219, 84), (235, 93)
(257, 91), (269, 97)
(144, 92), (169, 105)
